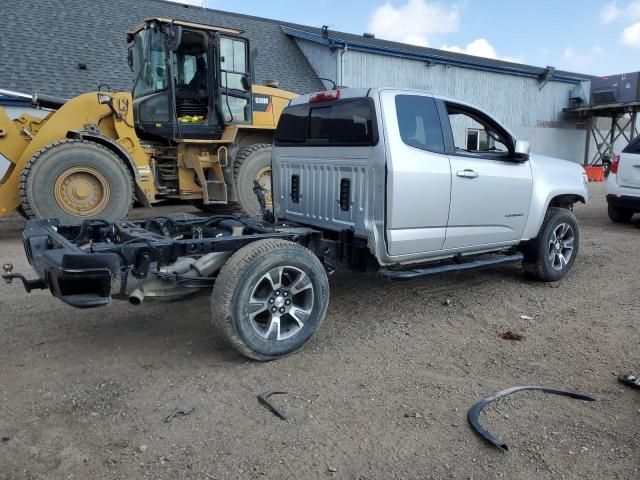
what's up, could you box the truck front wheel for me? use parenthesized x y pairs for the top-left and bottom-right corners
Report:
(522, 207), (580, 282)
(211, 239), (330, 361)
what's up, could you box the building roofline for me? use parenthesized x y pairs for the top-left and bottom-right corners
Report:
(137, 0), (595, 84)
(281, 25), (595, 85)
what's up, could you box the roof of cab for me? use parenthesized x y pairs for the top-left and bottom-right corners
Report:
(127, 17), (245, 41)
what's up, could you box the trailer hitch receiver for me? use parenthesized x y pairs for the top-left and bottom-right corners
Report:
(2, 263), (46, 292)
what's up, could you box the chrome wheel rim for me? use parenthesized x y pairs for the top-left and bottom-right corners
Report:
(248, 266), (314, 341)
(548, 223), (574, 271)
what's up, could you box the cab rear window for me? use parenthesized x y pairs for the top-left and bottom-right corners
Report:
(275, 98), (378, 146)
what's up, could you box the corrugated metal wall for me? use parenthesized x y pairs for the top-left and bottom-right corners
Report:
(295, 39), (593, 164)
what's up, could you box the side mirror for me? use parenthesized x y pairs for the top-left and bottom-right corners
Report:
(514, 140), (530, 160)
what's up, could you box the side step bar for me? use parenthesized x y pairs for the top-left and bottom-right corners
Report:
(381, 252), (524, 281)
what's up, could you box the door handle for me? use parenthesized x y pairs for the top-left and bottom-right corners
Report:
(633, 164), (640, 168)
(457, 169), (479, 178)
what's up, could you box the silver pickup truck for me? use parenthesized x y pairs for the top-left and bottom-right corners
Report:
(3, 88), (588, 361)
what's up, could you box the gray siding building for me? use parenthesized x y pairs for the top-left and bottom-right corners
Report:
(284, 26), (595, 164)
(1, 0), (611, 164)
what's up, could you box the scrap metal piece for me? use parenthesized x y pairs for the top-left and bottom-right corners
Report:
(468, 386), (595, 451)
(164, 405), (194, 423)
(257, 390), (288, 421)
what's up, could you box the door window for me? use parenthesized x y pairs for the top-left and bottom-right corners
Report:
(395, 95), (444, 153)
(466, 128), (496, 151)
(446, 103), (511, 157)
(219, 37), (250, 122)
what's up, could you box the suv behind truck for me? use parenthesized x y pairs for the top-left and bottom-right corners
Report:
(3, 88), (588, 361)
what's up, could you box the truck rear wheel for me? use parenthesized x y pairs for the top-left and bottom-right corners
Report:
(20, 140), (133, 223)
(211, 239), (329, 361)
(522, 207), (579, 282)
(230, 144), (273, 218)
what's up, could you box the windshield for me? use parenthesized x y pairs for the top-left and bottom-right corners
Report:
(132, 28), (168, 99)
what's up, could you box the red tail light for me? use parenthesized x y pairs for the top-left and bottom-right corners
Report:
(309, 89), (340, 104)
(611, 154), (620, 174)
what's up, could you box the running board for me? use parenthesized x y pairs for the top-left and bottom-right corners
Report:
(381, 252), (524, 281)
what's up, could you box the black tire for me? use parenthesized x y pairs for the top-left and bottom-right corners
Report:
(608, 204), (634, 223)
(211, 239), (330, 361)
(522, 207), (580, 282)
(14, 205), (28, 219)
(229, 144), (272, 218)
(20, 140), (133, 223)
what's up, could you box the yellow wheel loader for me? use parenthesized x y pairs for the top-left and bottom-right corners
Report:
(0, 18), (297, 223)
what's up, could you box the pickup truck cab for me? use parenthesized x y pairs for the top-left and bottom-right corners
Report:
(3, 88), (588, 361)
(273, 88), (587, 271)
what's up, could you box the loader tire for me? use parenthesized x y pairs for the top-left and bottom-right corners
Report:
(14, 205), (28, 219)
(211, 239), (330, 361)
(20, 139), (133, 224)
(229, 144), (273, 218)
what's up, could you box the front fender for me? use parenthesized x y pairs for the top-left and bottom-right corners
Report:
(66, 129), (152, 208)
(521, 154), (588, 240)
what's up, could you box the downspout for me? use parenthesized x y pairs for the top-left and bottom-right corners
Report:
(337, 43), (348, 87)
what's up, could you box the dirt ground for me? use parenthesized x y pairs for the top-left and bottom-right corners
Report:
(0, 182), (639, 480)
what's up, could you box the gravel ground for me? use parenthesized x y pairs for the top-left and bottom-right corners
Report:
(0, 183), (639, 480)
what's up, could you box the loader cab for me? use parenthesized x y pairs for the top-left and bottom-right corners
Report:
(128, 18), (252, 142)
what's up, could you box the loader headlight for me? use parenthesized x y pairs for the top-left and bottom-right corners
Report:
(97, 93), (112, 105)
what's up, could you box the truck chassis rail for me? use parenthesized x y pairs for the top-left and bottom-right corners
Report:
(6, 216), (305, 308)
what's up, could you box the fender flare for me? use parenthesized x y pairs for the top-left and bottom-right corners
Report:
(65, 129), (151, 207)
(468, 386), (595, 450)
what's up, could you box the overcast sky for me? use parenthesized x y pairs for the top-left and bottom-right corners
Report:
(172, 0), (639, 75)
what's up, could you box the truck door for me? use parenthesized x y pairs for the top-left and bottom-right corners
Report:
(441, 101), (532, 250)
(381, 91), (452, 256)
